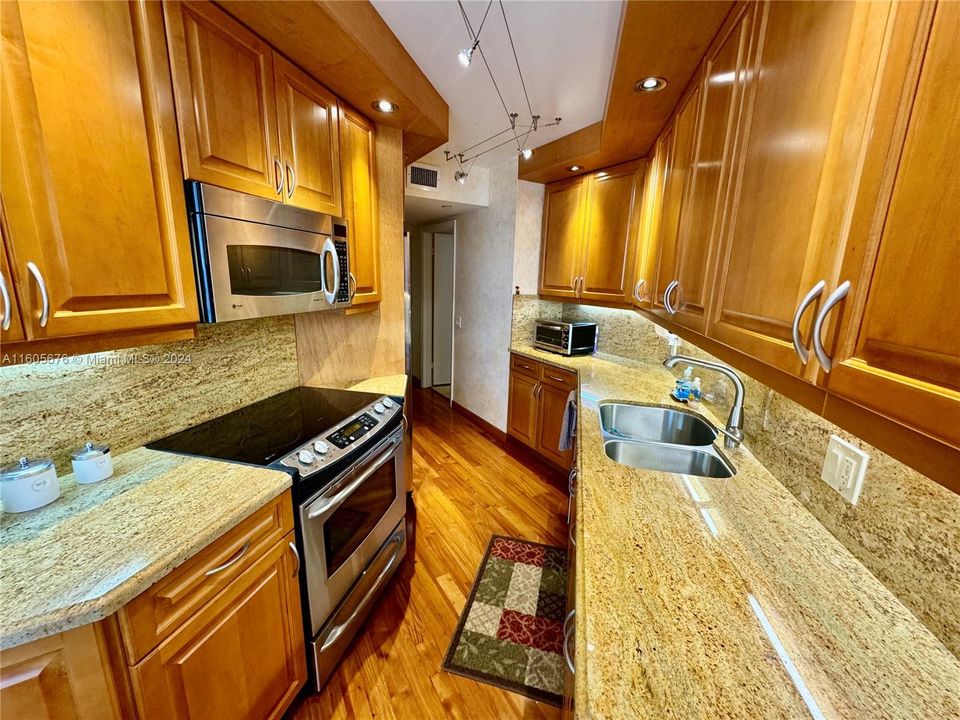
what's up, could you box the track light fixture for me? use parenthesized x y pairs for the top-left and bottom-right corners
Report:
(521, 148), (533, 160)
(458, 44), (476, 68)
(454, 171), (468, 185)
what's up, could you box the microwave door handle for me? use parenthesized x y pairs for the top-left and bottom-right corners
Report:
(306, 435), (401, 521)
(320, 237), (340, 305)
(539, 323), (565, 330)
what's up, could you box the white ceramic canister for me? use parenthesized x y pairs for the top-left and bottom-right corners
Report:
(1, 456), (60, 512)
(70, 442), (113, 484)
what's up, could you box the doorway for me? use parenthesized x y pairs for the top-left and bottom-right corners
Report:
(410, 219), (456, 403)
(431, 232), (455, 399)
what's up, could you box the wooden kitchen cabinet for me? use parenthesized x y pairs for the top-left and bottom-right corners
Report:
(507, 353), (576, 470)
(340, 105), (381, 306)
(0, 0), (199, 342)
(824, 0), (959, 449)
(539, 176), (589, 299)
(0, 224), (26, 344)
(708, 1), (893, 377)
(274, 54), (342, 215)
(130, 533), (305, 720)
(631, 140), (668, 309)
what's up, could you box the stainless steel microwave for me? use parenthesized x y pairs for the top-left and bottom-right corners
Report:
(186, 181), (351, 323)
(534, 320), (598, 355)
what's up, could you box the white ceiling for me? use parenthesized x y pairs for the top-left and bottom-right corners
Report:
(404, 195), (482, 225)
(373, 0), (623, 168)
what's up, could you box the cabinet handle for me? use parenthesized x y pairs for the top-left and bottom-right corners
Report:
(0, 270), (10, 331)
(534, 382), (541, 399)
(791, 280), (826, 364)
(663, 279), (679, 316)
(812, 280), (851, 373)
(348, 272), (357, 300)
(204, 542), (250, 576)
(289, 541), (301, 577)
(633, 278), (645, 303)
(563, 610), (576, 674)
(547, 374), (566, 383)
(25, 262), (49, 328)
(273, 156), (284, 195)
(286, 162), (296, 198)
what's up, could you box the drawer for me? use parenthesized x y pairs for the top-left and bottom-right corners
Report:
(511, 353), (540, 379)
(540, 364), (577, 390)
(118, 491), (293, 664)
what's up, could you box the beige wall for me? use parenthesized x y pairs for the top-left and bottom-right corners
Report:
(297, 125), (407, 388)
(511, 296), (960, 657)
(512, 180), (544, 295)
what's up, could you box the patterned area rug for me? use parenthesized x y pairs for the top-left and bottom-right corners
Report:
(442, 535), (568, 706)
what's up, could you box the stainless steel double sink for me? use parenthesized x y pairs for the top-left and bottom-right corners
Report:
(599, 402), (736, 478)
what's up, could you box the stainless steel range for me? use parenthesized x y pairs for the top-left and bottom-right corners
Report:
(148, 386), (407, 690)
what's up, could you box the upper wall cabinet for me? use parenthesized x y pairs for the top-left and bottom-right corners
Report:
(0, 0), (199, 341)
(340, 105), (380, 306)
(825, 1), (959, 448)
(164, 1), (342, 216)
(707, 1), (893, 378)
(631, 138), (667, 308)
(0, 224), (26, 344)
(539, 162), (643, 304)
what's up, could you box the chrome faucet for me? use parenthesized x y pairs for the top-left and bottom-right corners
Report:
(663, 354), (745, 449)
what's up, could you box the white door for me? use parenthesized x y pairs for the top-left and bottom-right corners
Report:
(432, 233), (455, 387)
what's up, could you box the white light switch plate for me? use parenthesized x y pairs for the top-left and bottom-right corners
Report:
(821, 435), (869, 505)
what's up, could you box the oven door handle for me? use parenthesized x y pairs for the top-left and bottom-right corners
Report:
(320, 528), (405, 651)
(320, 236), (340, 306)
(306, 435), (401, 520)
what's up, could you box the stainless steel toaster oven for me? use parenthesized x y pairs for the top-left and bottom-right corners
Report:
(534, 320), (598, 356)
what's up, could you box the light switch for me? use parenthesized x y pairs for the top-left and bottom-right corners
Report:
(821, 435), (869, 505)
(455, 315), (462, 329)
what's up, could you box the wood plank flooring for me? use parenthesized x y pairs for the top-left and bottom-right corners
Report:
(289, 388), (569, 720)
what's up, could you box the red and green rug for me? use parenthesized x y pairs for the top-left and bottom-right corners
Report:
(442, 536), (569, 706)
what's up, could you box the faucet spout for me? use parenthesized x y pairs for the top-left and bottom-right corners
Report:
(663, 354), (745, 449)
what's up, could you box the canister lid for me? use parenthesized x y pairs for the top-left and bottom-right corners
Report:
(1, 456), (54, 481)
(70, 441), (110, 461)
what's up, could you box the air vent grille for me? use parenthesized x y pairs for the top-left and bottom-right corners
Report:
(407, 164), (439, 190)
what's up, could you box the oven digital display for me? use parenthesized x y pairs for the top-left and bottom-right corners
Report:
(327, 412), (378, 448)
(340, 420), (363, 437)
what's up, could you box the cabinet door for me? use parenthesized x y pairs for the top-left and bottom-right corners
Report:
(539, 176), (588, 299)
(707, 1), (892, 377)
(274, 55), (342, 215)
(631, 145), (668, 309)
(164, 0), (282, 201)
(671, 7), (754, 333)
(536, 381), (574, 470)
(131, 536), (306, 720)
(826, 1), (959, 448)
(508, 371), (540, 448)
(0, 223), (25, 343)
(1, 0), (199, 340)
(650, 86), (700, 319)
(579, 161), (643, 304)
(340, 105), (380, 305)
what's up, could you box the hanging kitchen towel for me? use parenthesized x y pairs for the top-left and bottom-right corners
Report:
(559, 389), (577, 451)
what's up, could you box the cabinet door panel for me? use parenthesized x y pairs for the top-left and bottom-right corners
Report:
(164, 0), (281, 201)
(708, 1), (891, 376)
(507, 371), (539, 449)
(632, 145), (667, 308)
(0, 225), (25, 343)
(672, 7), (753, 332)
(539, 177), (588, 299)
(580, 162), (642, 303)
(275, 55), (342, 215)
(828, 1), (960, 447)
(536, 381), (574, 470)
(340, 106), (380, 304)
(1, 0), (198, 339)
(651, 88), (699, 319)
(131, 537), (306, 720)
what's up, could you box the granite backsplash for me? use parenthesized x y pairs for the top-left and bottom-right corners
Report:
(511, 295), (960, 657)
(0, 316), (299, 475)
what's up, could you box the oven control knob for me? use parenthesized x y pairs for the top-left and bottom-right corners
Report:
(313, 441), (329, 455)
(297, 449), (316, 465)
(373, 402), (385, 415)
(382, 398), (395, 409)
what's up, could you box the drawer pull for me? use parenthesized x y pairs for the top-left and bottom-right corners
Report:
(204, 542), (250, 577)
(547, 374), (566, 383)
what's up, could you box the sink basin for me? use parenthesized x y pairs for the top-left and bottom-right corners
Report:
(603, 439), (735, 479)
(599, 402), (717, 446)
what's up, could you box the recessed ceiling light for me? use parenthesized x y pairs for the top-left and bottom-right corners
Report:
(520, 148), (533, 160)
(634, 76), (667, 93)
(567, 165), (581, 172)
(372, 99), (398, 113)
(596, 171), (608, 179)
(441, 204), (452, 208)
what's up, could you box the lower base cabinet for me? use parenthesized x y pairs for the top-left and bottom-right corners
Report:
(507, 353), (577, 470)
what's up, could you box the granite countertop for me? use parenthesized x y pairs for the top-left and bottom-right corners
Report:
(509, 346), (960, 719)
(0, 447), (291, 648)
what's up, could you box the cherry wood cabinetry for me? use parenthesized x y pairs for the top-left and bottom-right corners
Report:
(0, 0), (198, 343)
(540, 163), (644, 304)
(340, 106), (381, 306)
(507, 353), (576, 469)
(824, 1), (959, 449)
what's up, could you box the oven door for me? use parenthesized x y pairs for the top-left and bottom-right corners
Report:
(202, 214), (345, 322)
(300, 426), (406, 635)
(535, 322), (569, 354)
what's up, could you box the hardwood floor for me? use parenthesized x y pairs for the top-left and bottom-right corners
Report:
(289, 388), (568, 720)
